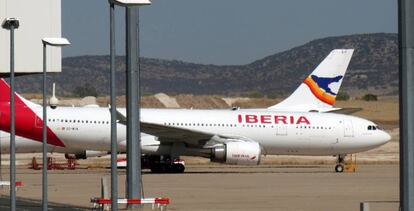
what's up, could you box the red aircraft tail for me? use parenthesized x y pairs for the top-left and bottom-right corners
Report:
(0, 78), (65, 147)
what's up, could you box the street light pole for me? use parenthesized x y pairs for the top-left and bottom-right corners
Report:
(109, 2), (118, 211)
(42, 42), (48, 211)
(2, 17), (19, 211)
(41, 37), (70, 211)
(9, 21), (17, 211)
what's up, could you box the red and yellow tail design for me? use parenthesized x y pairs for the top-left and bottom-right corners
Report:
(303, 76), (336, 105)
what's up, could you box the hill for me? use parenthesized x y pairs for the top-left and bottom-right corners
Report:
(13, 33), (398, 97)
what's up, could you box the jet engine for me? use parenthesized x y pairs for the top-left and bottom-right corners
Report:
(65, 150), (108, 160)
(210, 141), (261, 165)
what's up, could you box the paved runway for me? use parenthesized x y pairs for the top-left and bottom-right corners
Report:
(0, 164), (399, 211)
(0, 196), (85, 210)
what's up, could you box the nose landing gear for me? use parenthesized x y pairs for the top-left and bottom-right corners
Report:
(335, 154), (357, 173)
(335, 154), (345, 173)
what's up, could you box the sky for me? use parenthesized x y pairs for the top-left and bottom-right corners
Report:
(62, 0), (397, 65)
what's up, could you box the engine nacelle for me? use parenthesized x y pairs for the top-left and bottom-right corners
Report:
(211, 142), (261, 165)
(65, 150), (108, 160)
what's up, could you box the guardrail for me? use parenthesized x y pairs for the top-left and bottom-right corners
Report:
(91, 197), (169, 210)
(0, 181), (22, 191)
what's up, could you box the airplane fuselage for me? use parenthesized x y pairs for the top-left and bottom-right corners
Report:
(0, 106), (389, 156)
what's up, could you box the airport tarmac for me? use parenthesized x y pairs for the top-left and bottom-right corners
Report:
(0, 164), (399, 211)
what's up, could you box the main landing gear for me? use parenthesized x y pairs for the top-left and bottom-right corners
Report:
(142, 155), (185, 174)
(335, 154), (346, 173)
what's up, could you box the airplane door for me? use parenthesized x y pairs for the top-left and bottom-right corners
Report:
(35, 115), (42, 129)
(343, 119), (354, 137)
(276, 125), (287, 136)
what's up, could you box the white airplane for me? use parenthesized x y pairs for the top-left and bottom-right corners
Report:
(0, 49), (390, 173)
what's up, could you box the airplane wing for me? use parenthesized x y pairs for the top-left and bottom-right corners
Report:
(114, 108), (217, 145)
(115, 109), (260, 147)
(140, 122), (255, 147)
(141, 122), (214, 146)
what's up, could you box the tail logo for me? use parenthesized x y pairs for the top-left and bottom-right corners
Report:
(304, 75), (343, 105)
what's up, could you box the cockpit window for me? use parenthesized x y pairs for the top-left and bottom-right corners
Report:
(368, 125), (380, 130)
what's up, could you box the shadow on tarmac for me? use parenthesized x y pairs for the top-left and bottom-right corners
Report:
(0, 195), (88, 211)
(143, 165), (333, 174)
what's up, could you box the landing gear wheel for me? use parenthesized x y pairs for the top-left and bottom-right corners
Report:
(150, 163), (185, 173)
(150, 164), (163, 173)
(172, 164), (185, 173)
(335, 164), (344, 173)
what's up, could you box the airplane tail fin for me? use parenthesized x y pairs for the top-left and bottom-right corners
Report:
(268, 49), (354, 112)
(0, 79), (40, 108)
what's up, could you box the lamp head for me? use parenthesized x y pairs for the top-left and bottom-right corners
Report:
(42, 37), (70, 47)
(109, 0), (151, 6)
(2, 18), (20, 30)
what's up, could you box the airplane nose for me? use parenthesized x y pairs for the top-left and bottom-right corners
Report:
(378, 130), (392, 145)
